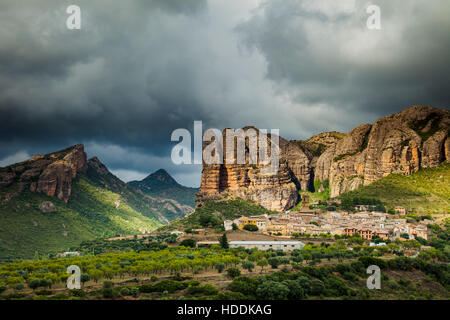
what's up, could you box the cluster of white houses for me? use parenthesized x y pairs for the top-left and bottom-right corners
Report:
(224, 210), (430, 241)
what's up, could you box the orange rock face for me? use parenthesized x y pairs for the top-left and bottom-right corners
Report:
(197, 128), (302, 212)
(0, 144), (87, 203)
(316, 106), (450, 197)
(197, 106), (449, 210)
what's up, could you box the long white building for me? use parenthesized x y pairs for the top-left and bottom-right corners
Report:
(228, 241), (304, 251)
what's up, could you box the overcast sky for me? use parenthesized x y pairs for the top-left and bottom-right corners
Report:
(1, 0), (449, 187)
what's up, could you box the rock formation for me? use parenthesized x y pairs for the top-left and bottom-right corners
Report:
(0, 144), (87, 202)
(197, 127), (304, 211)
(319, 106), (449, 197)
(197, 106), (449, 211)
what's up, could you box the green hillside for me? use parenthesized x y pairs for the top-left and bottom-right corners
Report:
(0, 174), (162, 261)
(87, 159), (189, 222)
(163, 198), (277, 231)
(128, 169), (198, 208)
(0, 146), (194, 261)
(339, 162), (450, 213)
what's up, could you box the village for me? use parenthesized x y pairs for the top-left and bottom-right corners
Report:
(222, 205), (430, 243)
(101, 204), (432, 254)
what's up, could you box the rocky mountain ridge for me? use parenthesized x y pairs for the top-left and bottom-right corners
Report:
(0, 145), (195, 258)
(319, 106), (449, 197)
(0, 144), (87, 203)
(0, 145), (193, 222)
(197, 106), (449, 211)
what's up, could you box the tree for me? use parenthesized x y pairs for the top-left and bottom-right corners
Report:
(220, 233), (229, 249)
(39, 278), (52, 289)
(215, 262), (226, 273)
(268, 257), (281, 269)
(243, 224), (258, 232)
(256, 281), (289, 300)
(241, 261), (255, 272)
(0, 285), (6, 294)
(14, 283), (24, 291)
(180, 239), (196, 248)
(28, 279), (40, 290)
(226, 267), (241, 279)
(80, 273), (90, 284)
(103, 287), (114, 298)
(199, 213), (221, 227)
(291, 254), (303, 263)
(297, 276), (312, 294)
(310, 279), (325, 296)
(187, 283), (219, 296)
(257, 259), (268, 273)
(227, 276), (260, 298)
(283, 280), (306, 299)
(89, 269), (103, 283)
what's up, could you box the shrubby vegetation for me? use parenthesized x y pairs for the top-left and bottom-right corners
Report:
(0, 247), (239, 298)
(243, 224), (258, 232)
(339, 196), (386, 212)
(338, 162), (450, 213)
(167, 199), (277, 231)
(72, 233), (177, 255)
(225, 256), (449, 300)
(0, 221), (448, 300)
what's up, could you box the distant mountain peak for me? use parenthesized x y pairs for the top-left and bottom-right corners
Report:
(128, 168), (198, 208)
(144, 169), (178, 186)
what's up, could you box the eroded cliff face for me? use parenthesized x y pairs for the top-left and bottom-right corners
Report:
(197, 127), (302, 212)
(317, 106), (450, 197)
(197, 106), (449, 211)
(0, 144), (87, 202)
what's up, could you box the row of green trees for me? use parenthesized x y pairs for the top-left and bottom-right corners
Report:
(0, 247), (240, 289)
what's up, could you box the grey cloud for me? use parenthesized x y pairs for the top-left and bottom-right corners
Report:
(236, 0), (450, 116)
(84, 141), (202, 186)
(0, 0), (449, 187)
(0, 150), (31, 167)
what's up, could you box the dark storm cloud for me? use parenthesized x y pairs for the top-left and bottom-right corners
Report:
(0, 0), (449, 186)
(236, 0), (450, 116)
(0, 0), (211, 185)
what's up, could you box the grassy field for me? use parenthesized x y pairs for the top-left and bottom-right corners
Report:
(339, 162), (450, 213)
